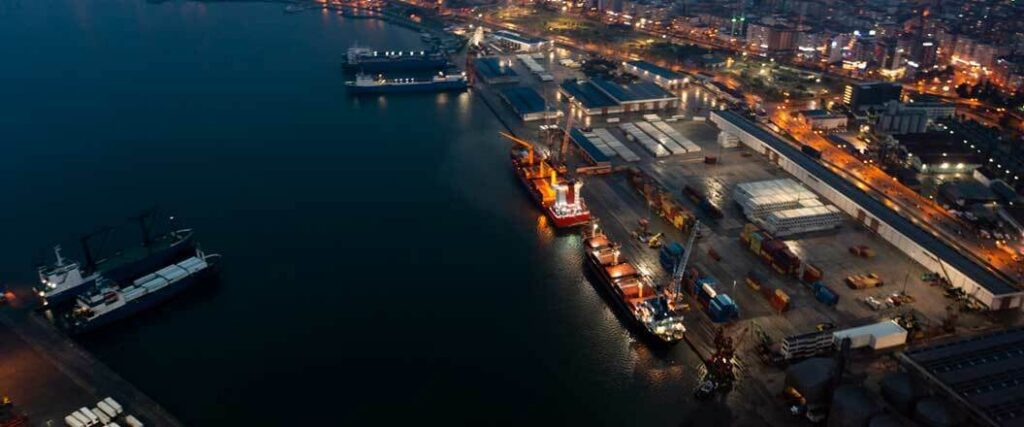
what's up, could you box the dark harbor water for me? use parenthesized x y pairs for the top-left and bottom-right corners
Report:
(0, 0), (717, 424)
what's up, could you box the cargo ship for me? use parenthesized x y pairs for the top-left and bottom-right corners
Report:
(35, 224), (196, 306)
(504, 133), (590, 228)
(345, 72), (468, 94)
(583, 223), (685, 344)
(66, 249), (218, 333)
(342, 46), (447, 73)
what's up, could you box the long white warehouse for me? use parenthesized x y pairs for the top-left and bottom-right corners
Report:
(711, 110), (1024, 310)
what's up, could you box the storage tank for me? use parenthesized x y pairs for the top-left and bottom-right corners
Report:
(880, 373), (926, 415)
(914, 397), (966, 427)
(828, 385), (882, 427)
(785, 357), (836, 405)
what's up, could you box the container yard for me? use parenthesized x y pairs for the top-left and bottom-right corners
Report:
(468, 44), (1017, 424)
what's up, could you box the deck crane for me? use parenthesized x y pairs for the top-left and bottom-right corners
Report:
(558, 109), (574, 167)
(672, 220), (701, 300)
(500, 132), (535, 165)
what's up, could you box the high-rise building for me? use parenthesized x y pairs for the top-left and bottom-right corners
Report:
(843, 82), (903, 111)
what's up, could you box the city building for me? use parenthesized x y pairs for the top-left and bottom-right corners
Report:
(797, 110), (848, 131)
(746, 22), (798, 52)
(843, 82), (903, 111)
(622, 60), (686, 90)
(896, 132), (982, 174)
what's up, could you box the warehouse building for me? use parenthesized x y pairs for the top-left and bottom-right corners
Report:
(899, 327), (1024, 426)
(499, 87), (562, 122)
(473, 57), (519, 84)
(711, 110), (1024, 310)
(558, 78), (679, 116)
(622, 60), (687, 90)
(843, 81), (903, 111)
(490, 30), (551, 52)
(797, 109), (847, 132)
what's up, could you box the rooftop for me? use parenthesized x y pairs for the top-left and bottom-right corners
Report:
(492, 30), (547, 45)
(499, 87), (549, 115)
(474, 57), (518, 79)
(624, 60), (685, 81)
(590, 78), (676, 103)
(900, 327), (1024, 426)
(559, 79), (618, 109)
(715, 110), (1019, 296)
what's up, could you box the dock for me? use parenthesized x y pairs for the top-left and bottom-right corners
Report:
(0, 298), (183, 427)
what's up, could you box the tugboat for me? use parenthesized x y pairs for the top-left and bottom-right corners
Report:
(503, 132), (591, 229)
(35, 211), (196, 306)
(582, 221), (685, 344)
(65, 248), (219, 333)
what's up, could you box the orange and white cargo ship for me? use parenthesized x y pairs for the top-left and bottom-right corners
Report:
(503, 132), (590, 228)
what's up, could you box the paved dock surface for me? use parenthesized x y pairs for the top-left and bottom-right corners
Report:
(0, 296), (182, 427)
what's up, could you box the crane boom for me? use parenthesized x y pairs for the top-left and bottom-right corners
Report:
(500, 131), (535, 165)
(673, 221), (701, 298)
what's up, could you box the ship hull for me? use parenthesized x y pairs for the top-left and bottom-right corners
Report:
(346, 80), (467, 94)
(511, 156), (590, 229)
(582, 253), (681, 347)
(37, 231), (197, 306)
(68, 264), (217, 334)
(342, 59), (447, 73)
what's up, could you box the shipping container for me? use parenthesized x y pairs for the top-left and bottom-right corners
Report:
(812, 282), (839, 306)
(103, 398), (123, 415)
(125, 415), (144, 427)
(801, 264), (823, 283)
(65, 416), (85, 427)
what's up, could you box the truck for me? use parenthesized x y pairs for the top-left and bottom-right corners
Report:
(800, 144), (821, 159)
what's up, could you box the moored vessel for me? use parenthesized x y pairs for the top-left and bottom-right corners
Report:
(504, 133), (591, 228)
(345, 72), (468, 94)
(342, 45), (447, 73)
(35, 218), (196, 306)
(65, 249), (219, 333)
(582, 222), (685, 344)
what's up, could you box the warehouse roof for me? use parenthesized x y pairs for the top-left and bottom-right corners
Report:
(474, 57), (518, 79)
(559, 79), (618, 109)
(900, 327), (1024, 426)
(591, 78), (676, 103)
(569, 128), (611, 164)
(625, 60), (685, 81)
(714, 110), (1019, 295)
(499, 87), (548, 115)
(492, 30), (547, 45)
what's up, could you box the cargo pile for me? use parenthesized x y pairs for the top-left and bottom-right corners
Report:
(846, 273), (884, 289)
(740, 224), (802, 275)
(629, 169), (698, 232)
(683, 267), (740, 323)
(745, 270), (791, 313)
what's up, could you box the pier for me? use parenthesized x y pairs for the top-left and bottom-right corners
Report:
(0, 299), (182, 426)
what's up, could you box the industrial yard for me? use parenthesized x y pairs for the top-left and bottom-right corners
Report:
(466, 36), (1019, 424)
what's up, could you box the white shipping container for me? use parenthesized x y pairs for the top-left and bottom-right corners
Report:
(79, 407), (100, 425)
(65, 415), (85, 427)
(70, 411), (91, 426)
(97, 401), (117, 418)
(125, 415), (144, 427)
(94, 407), (111, 425)
(104, 397), (123, 414)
